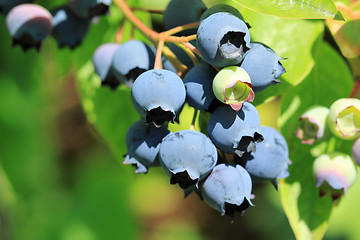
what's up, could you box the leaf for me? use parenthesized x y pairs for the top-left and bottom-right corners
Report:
(77, 62), (140, 162)
(240, 8), (324, 90)
(327, 2), (360, 58)
(279, 41), (354, 240)
(202, 0), (343, 20)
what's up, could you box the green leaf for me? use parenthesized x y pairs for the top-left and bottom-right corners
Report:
(241, 9), (324, 86)
(77, 61), (140, 162)
(279, 41), (354, 240)
(202, 0), (343, 20)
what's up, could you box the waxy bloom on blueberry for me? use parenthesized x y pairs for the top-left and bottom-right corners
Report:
(131, 69), (186, 127)
(212, 66), (254, 111)
(201, 164), (253, 218)
(328, 98), (360, 140)
(240, 42), (285, 92)
(296, 106), (329, 144)
(237, 126), (290, 189)
(159, 130), (218, 190)
(124, 120), (170, 174)
(313, 152), (357, 200)
(6, 4), (52, 51)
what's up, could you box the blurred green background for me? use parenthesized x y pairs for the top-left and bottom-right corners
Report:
(1, 1), (360, 240)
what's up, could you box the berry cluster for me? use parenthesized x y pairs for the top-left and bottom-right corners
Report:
(91, 1), (290, 218)
(2, 0), (112, 51)
(296, 98), (360, 200)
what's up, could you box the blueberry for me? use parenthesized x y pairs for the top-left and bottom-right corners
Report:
(199, 4), (245, 22)
(92, 42), (121, 89)
(6, 4), (52, 51)
(131, 69), (186, 127)
(124, 120), (170, 173)
(51, 5), (90, 49)
(201, 164), (253, 218)
(163, 0), (205, 36)
(314, 152), (357, 200)
(184, 63), (220, 112)
(296, 106), (329, 144)
(328, 98), (360, 140)
(240, 42), (285, 92)
(0, 0), (33, 15)
(212, 66), (254, 111)
(197, 12), (250, 68)
(111, 40), (155, 86)
(236, 126), (290, 188)
(207, 103), (263, 157)
(159, 130), (218, 189)
(69, 0), (111, 19)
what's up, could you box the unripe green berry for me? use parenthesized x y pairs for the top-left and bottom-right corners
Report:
(212, 66), (254, 111)
(328, 98), (360, 140)
(296, 106), (329, 144)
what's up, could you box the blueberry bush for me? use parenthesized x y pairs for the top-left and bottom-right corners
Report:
(1, 0), (360, 239)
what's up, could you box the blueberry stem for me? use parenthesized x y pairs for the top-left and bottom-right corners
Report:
(114, 0), (197, 43)
(154, 38), (165, 69)
(115, 17), (126, 43)
(174, 42), (199, 66)
(162, 45), (188, 75)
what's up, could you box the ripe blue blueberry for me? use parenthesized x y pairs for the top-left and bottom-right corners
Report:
(124, 120), (170, 174)
(51, 6), (90, 49)
(0, 0), (33, 15)
(131, 69), (186, 127)
(200, 4), (245, 22)
(6, 4), (52, 51)
(159, 130), (218, 189)
(69, 0), (111, 19)
(240, 42), (285, 92)
(201, 164), (253, 218)
(163, 0), (205, 36)
(111, 40), (155, 86)
(184, 63), (220, 112)
(92, 42), (121, 89)
(236, 126), (290, 188)
(207, 103), (263, 157)
(197, 12), (250, 68)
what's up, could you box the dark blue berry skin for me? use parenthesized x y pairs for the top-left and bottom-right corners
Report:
(111, 40), (155, 86)
(6, 4), (52, 51)
(197, 12), (251, 68)
(51, 6), (90, 49)
(0, 0), (33, 15)
(163, 0), (205, 36)
(69, 0), (111, 19)
(184, 63), (220, 112)
(131, 69), (186, 127)
(207, 103), (263, 157)
(92, 42), (121, 89)
(201, 164), (253, 218)
(159, 130), (218, 189)
(200, 4), (245, 22)
(124, 120), (170, 174)
(240, 42), (285, 92)
(236, 126), (290, 188)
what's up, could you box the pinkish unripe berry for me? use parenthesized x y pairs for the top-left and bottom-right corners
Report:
(313, 152), (357, 200)
(296, 106), (329, 144)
